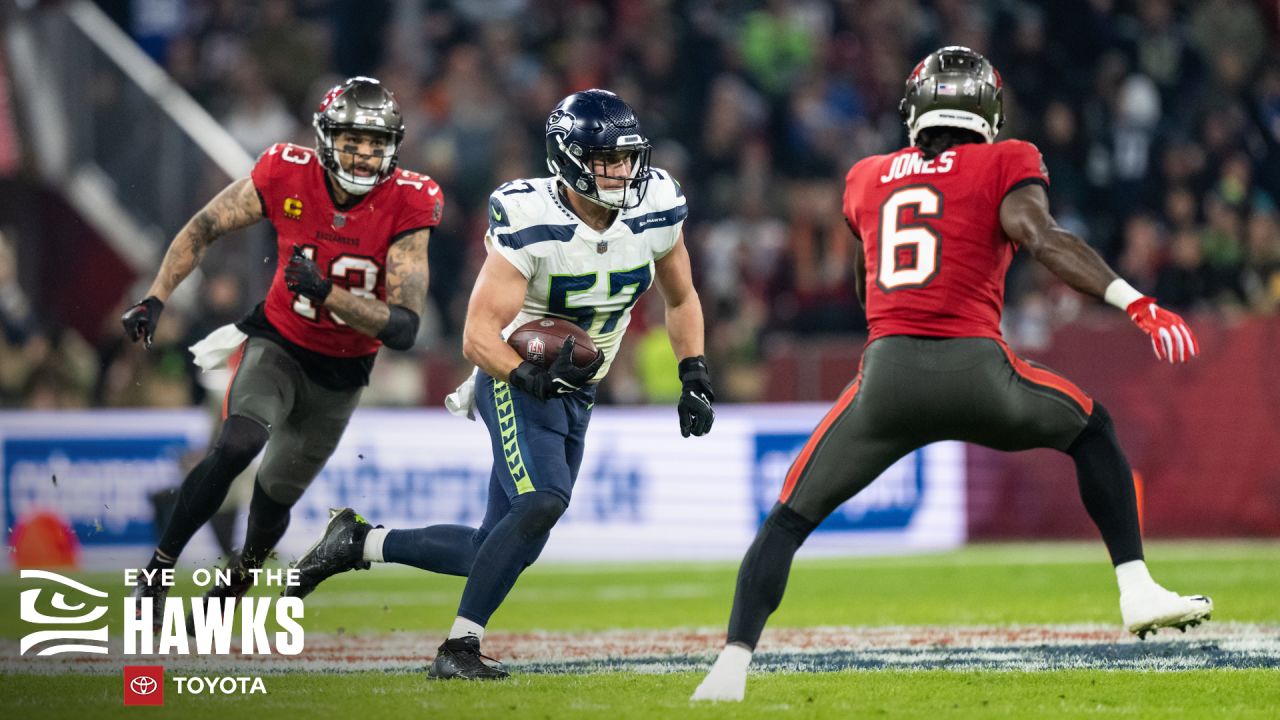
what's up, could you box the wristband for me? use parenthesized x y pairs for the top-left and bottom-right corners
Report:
(1104, 279), (1144, 311)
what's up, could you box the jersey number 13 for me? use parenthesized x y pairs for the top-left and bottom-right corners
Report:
(291, 246), (380, 325)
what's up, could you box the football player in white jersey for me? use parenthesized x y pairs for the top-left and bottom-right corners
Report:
(286, 90), (715, 679)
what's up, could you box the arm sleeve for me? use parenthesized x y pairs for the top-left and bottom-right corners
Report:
(998, 140), (1051, 201)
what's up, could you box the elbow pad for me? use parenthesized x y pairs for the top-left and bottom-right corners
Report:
(377, 305), (420, 351)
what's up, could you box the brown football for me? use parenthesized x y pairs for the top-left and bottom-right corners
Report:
(507, 317), (599, 369)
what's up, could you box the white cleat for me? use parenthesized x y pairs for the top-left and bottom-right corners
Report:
(690, 646), (751, 702)
(1121, 585), (1213, 640)
(690, 668), (745, 703)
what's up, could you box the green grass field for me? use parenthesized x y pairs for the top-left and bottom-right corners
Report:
(3, 541), (1278, 718)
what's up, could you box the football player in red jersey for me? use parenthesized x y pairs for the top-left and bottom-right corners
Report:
(693, 47), (1210, 702)
(120, 77), (442, 620)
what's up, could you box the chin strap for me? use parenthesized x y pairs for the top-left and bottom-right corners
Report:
(335, 177), (375, 195)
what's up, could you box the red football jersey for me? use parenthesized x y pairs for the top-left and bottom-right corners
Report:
(252, 143), (443, 358)
(843, 140), (1048, 340)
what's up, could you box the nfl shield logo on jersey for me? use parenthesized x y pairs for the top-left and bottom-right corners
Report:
(332, 213), (346, 228)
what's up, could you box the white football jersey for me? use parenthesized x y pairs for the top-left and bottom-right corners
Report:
(485, 169), (688, 380)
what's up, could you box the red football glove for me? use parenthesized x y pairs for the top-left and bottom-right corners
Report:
(1126, 297), (1198, 363)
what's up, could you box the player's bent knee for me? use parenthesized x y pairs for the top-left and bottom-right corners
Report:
(1088, 402), (1115, 432)
(212, 415), (269, 468)
(1067, 402), (1118, 455)
(765, 502), (819, 544)
(513, 491), (567, 538)
(255, 474), (305, 507)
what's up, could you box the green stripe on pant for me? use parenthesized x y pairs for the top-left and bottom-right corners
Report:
(493, 380), (535, 494)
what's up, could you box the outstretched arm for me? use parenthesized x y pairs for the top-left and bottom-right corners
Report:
(313, 229), (430, 348)
(1000, 183), (1197, 362)
(124, 177), (263, 346)
(653, 232), (706, 360)
(147, 177), (263, 301)
(999, 182), (1117, 298)
(655, 232), (714, 437)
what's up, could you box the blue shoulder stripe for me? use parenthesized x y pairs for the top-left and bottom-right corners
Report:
(622, 204), (688, 234)
(496, 223), (577, 249)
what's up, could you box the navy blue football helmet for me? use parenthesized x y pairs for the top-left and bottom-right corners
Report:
(545, 89), (651, 210)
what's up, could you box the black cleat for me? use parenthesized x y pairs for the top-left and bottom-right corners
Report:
(187, 559), (254, 636)
(428, 637), (510, 680)
(131, 572), (170, 632)
(285, 508), (373, 598)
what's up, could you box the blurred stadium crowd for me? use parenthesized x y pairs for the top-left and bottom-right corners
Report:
(4, 0), (1280, 410)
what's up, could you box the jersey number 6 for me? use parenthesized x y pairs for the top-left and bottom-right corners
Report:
(877, 185), (942, 291)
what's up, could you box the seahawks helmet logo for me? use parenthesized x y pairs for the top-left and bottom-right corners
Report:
(547, 109), (575, 136)
(547, 110), (579, 162)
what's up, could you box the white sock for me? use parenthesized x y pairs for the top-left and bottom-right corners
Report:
(712, 643), (752, 673)
(448, 616), (485, 642)
(362, 528), (389, 563)
(1115, 559), (1155, 595)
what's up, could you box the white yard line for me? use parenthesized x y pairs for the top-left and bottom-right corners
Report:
(300, 582), (714, 608)
(5, 623), (1277, 675)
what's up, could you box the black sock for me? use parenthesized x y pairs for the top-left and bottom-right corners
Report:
(456, 492), (566, 625)
(240, 479), (292, 569)
(148, 487), (179, 541)
(156, 415), (268, 560)
(383, 525), (483, 576)
(1067, 403), (1144, 566)
(209, 508), (238, 560)
(726, 503), (817, 650)
(145, 550), (176, 574)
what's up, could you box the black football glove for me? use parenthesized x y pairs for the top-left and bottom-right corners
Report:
(121, 296), (165, 349)
(509, 335), (605, 401)
(285, 246), (332, 302)
(677, 355), (715, 437)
